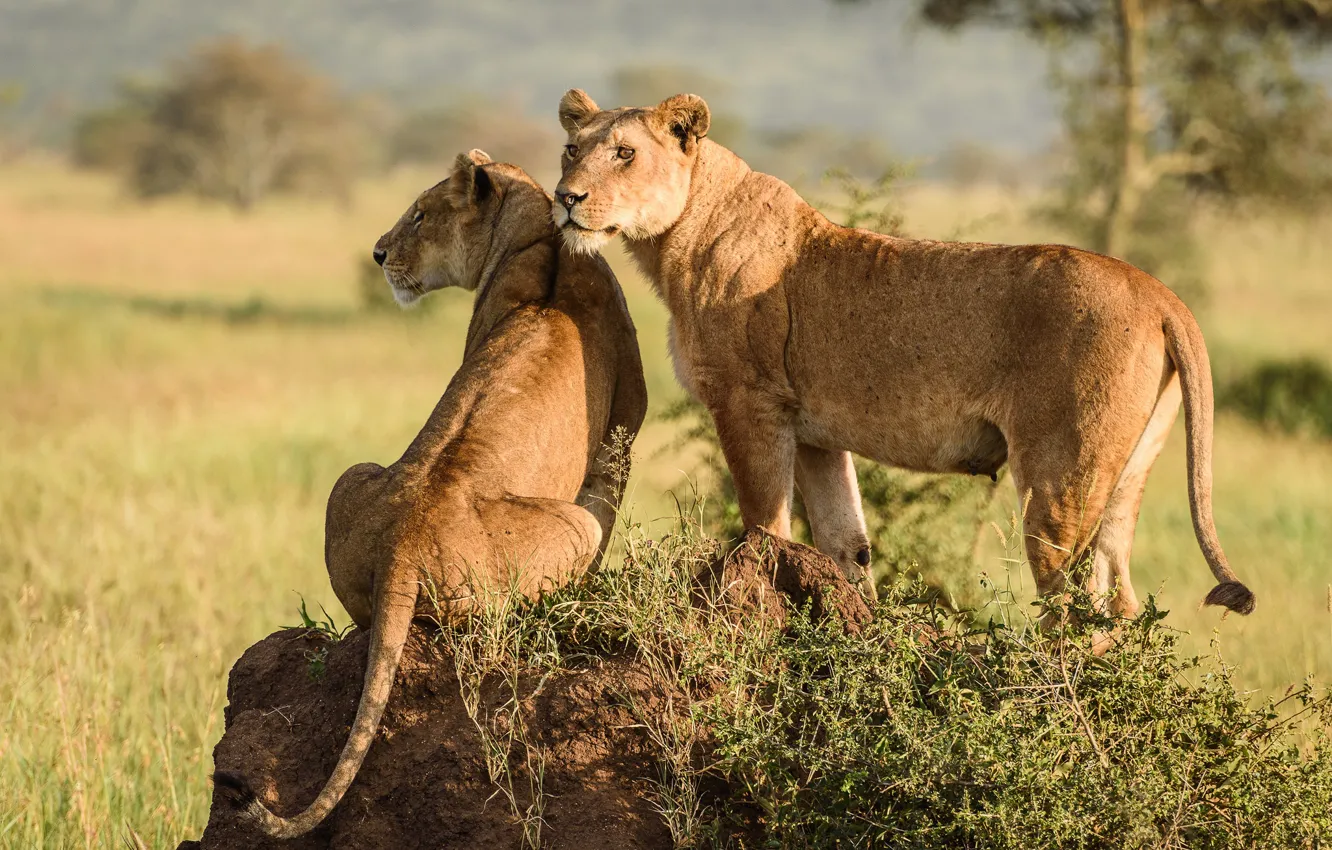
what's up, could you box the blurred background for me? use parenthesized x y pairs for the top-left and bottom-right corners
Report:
(3, 0), (1332, 844)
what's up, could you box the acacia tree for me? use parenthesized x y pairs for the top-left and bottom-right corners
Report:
(914, 0), (1332, 292)
(131, 39), (360, 211)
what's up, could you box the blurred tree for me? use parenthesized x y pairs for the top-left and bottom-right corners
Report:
(102, 39), (365, 211)
(818, 1), (1332, 299)
(70, 79), (157, 172)
(905, 0), (1332, 300)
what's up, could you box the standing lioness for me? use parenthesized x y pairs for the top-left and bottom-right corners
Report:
(216, 151), (647, 838)
(552, 89), (1252, 625)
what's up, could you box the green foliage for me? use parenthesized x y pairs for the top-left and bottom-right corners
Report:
(303, 644), (330, 681)
(431, 517), (1332, 848)
(1156, 6), (1332, 210)
(821, 165), (910, 234)
(855, 463), (1001, 606)
(70, 80), (157, 172)
(285, 595), (352, 681)
(1222, 356), (1332, 439)
(286, 593), (354, 642)
(708, 588), (1332, 848)
(657, 395), (748, 541)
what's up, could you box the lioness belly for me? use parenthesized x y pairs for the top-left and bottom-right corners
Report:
(794, 400), (1007, 477)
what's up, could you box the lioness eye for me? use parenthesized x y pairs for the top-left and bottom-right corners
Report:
(564, 144), (579, 158)
(617, 147), (635, 161)
(412, 210), (424, 225)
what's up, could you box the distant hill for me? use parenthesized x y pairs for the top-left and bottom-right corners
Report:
(0, 0), (1056, 157)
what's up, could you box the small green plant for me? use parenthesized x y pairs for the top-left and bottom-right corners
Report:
(821, 165), (910, 235)
(598, 424), (635, 493)
(707, 587), (1332, 848)
(285, 594), (353, 681)
(285, 593), (354, 642)
(303, 645), (329, 682)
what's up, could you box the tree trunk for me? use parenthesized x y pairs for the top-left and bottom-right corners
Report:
(1102, 0), (1147, 259)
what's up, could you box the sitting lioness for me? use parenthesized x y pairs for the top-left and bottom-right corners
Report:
(216, 150), (647, 838)
(551, 89), (1252, 626)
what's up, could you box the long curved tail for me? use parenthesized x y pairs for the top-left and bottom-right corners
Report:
(1163, 310), (1255, 615)
(215, 568), (419, 838)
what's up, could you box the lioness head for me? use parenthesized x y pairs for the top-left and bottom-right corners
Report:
(553, 89), (711, 255)
(374, 149), (528, 306)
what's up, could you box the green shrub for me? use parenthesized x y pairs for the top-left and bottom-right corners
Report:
(707, 589), (1332, 848)
(434, 518), (1332, 848)
(1221, 356), (1332, 439)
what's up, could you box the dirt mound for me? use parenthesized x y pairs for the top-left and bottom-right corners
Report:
(696, 528), (873, 632)
(181, 530), (866, 849)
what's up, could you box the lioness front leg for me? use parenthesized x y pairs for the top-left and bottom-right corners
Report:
(711, 393), (796, 539)
(795, 445), (876, 600)
(577, 364), (648, 566)
(577, 438), (627, 564)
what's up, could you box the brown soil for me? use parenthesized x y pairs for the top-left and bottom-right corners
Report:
(696, 528), (874, 633)
(180, 530), (866, 849)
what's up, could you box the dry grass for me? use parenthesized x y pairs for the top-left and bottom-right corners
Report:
(1, 161), (1329, 846)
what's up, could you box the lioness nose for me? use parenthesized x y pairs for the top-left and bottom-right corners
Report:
(555, 190), (587, 210)
(372, 249), (387, 266)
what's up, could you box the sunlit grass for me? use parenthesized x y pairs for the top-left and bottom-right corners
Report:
(0, 161), (1329, 845)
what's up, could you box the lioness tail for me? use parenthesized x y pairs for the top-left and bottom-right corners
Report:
(1163, 310), (1255, 616)
(216, 568), (419, 838)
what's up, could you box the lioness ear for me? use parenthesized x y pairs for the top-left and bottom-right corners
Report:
(559, 89), (600, 134)
(449, 151), (492, 203)
(655, 93), (710, 153)
(465, 148), (492, 166)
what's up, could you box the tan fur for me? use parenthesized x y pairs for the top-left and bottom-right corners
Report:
(219, 152), (647, 838)
(553, 90), (1253, 625)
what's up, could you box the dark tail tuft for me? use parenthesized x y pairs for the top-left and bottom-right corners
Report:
(1204, 581), (1255, 616)
(213, 770), (259, 808)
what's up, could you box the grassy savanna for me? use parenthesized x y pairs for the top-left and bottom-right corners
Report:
(1, 158), (1330, 846)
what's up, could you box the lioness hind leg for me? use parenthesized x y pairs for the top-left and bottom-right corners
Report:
(476, 496), (602, 598)
(795, 444), (875, 599)
(1091, 374), (1182, 620)
(1009, 453), (1120, 632)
